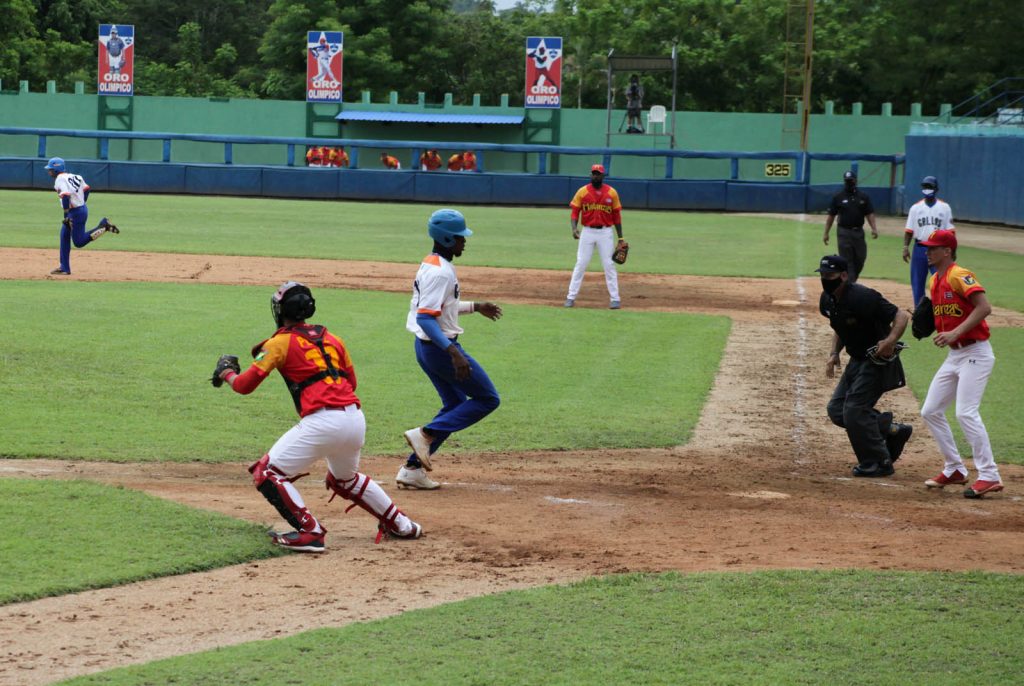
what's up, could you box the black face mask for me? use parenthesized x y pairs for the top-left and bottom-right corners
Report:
(821, 276), (842, 295)
(844, 180), (857, 192)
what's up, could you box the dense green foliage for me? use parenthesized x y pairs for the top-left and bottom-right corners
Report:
(0, 479), (283, 605)
(4, 1), (1022, 111)
(63, 571), (1024, 684)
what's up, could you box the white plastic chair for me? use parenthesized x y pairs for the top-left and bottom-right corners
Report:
(645, 105), (667, 134)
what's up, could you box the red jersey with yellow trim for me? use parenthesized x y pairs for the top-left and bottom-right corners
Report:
(462, 152), (477, 171)
(447, 154), (463, 171)
(927, 264), (990, 342)
(235, 325), (359, 416)
(420, 151), (442, 171)
(382, 155), (401, 169)
(570, 183), (622, 227)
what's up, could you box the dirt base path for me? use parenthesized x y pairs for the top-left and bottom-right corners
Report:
(1, 249), (1022, 686)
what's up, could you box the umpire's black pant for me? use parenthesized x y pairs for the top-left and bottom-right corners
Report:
(827, 357), (893, 467)
(838, 226), (867, 282)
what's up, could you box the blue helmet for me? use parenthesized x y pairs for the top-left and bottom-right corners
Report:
(921, 175), (939, 190)
(44, 157), (65, 173)
(427, 209), (472, 248)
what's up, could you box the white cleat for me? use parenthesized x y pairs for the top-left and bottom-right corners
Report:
(396, 466), (440, 490)
(403, 427), (433, 471)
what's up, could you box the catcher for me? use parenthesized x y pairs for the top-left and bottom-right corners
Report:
(817, 255), (914, 478)
(564, 163), (627, 309)
(211, 281), (422, 552)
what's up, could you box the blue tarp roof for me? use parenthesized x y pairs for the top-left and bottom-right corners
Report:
(335, 111), (524, 125)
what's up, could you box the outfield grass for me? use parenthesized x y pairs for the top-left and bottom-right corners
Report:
(4, 190), (1022, 312)
(0, 280), (728, 461)
(902, 328), (1024, 463)
(0, 479), (282, 605)
(60, 570), (1024, 685)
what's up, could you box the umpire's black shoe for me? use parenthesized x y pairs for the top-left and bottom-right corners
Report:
(886, 424), (913, 462)
(852, 460), (895, 478)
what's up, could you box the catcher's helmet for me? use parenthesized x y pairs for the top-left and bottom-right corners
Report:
(44, 157), (65, 173)
(271, 281), (316, 327)
(921, 175), (939, 190)
(427, 209), (472, 248)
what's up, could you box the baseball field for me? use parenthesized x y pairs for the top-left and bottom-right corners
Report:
(1, 189), (1022, 684)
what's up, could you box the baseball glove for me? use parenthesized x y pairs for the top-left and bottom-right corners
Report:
(62, 216), (72, 230)
(866, 341), (908, 366)
(210, 354), (241, 387)
(911, 297), (935, 340)
(612, 240), (629, 265)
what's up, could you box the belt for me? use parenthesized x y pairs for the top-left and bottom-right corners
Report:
(838, 225), (864, 231)
(950, 339), (977, 350)
(585, 225), (611, 229)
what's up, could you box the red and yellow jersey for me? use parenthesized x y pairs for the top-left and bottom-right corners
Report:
(927, 264), (990, 342)
(234, 325), (359, 416)
(462, 152), (477, 171)
(306, 147), (321, 164)
(382, 154), (401, 169)
(570, 183), (622, 227)
(420, 152), (442, 170)
(447, 154), (463, 171)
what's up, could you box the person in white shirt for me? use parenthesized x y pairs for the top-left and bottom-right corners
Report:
(903, 175), (953, 306)
(44, 157), (119, 275)
(397, 209), (503, 490)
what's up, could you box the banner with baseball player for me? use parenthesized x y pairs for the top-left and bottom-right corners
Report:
(525, 36), (562, 109)
(98, 24), (134, 96)
(306, 31), (343, 103)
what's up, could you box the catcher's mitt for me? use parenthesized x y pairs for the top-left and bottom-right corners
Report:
(210, 354), (241, 387)
(911, 297), (935, 340)
(866, 341), (908, 366)
(612, 240), (629, 265)
(62, 216), (72, 229)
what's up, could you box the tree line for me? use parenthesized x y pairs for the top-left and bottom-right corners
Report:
(3, 0), (1020, 113)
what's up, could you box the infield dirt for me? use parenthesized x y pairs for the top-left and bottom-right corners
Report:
(1, 236), (1022, 685)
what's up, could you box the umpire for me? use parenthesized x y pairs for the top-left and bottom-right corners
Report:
(823, 171), (879, 282)
(818, 255), (913, 477)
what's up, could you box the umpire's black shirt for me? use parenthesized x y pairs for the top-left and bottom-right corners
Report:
(828, 188), (874, 229)
(820, 283), (899, 360)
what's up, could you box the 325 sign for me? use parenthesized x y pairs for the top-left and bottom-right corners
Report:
(764, 163), (792, 178)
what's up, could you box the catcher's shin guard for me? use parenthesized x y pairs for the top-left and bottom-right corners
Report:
(325, 471), (413, 542)
(249, 454), (322, 534)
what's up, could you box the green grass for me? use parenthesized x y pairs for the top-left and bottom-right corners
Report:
(0, 280), (728, 461)
(902, 328), (1024, 464)
(0, 479), (282, 605)
(60, 570), (1024, 685)
(5, 190), (1022, 311)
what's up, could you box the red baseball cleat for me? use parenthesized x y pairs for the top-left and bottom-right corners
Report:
(924, 471), (968, 488)
(268, 530), (325, 553)
(963, 480), (1004, 499)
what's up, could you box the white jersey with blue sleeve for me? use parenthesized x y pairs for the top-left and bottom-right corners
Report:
(905, 199), (954, 242)
(406, 254), (468, 340)
(53, 172), (90, 209)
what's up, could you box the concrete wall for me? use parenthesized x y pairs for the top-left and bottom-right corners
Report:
(0, 86), (926, 184)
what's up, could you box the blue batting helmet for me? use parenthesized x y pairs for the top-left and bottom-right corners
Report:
(921, 175), (939, 190)
(427, 209), (472, 248)
(44, 157), (65, 173)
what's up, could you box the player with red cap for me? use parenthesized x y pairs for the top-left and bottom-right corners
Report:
(564, 163), (627, 309)
(918, 230), (1003, 498)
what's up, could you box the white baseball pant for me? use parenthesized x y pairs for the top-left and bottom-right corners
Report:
(920, 340), (1001, 482)
(268, 405), (413, 533)
(567, 226), (620, 301)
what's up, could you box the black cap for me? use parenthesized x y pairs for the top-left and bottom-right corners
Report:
(843, 171), (857, 181)
(815, 254), (848, 273)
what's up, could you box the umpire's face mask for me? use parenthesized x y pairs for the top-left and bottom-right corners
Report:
(844, 179), (857, 192)
(821, 275), (843, 295)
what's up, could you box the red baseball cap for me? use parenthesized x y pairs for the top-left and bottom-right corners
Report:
(919, 229), (957, 250)
(591, 164), (606, 174)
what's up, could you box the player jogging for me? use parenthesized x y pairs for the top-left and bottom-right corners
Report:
(564, 164), (626, 309)
(918, 230), (1003, 498)
(398, 209), (502, 490)
(212, 282), (423, 551)
(903, 176), (953, 307)
(44, 157), (119, 275)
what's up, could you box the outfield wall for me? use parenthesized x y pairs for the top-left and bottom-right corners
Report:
(0, 89), (922, 183)
(0, 156), (899, 215)
(905, 125), (1024, 226)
